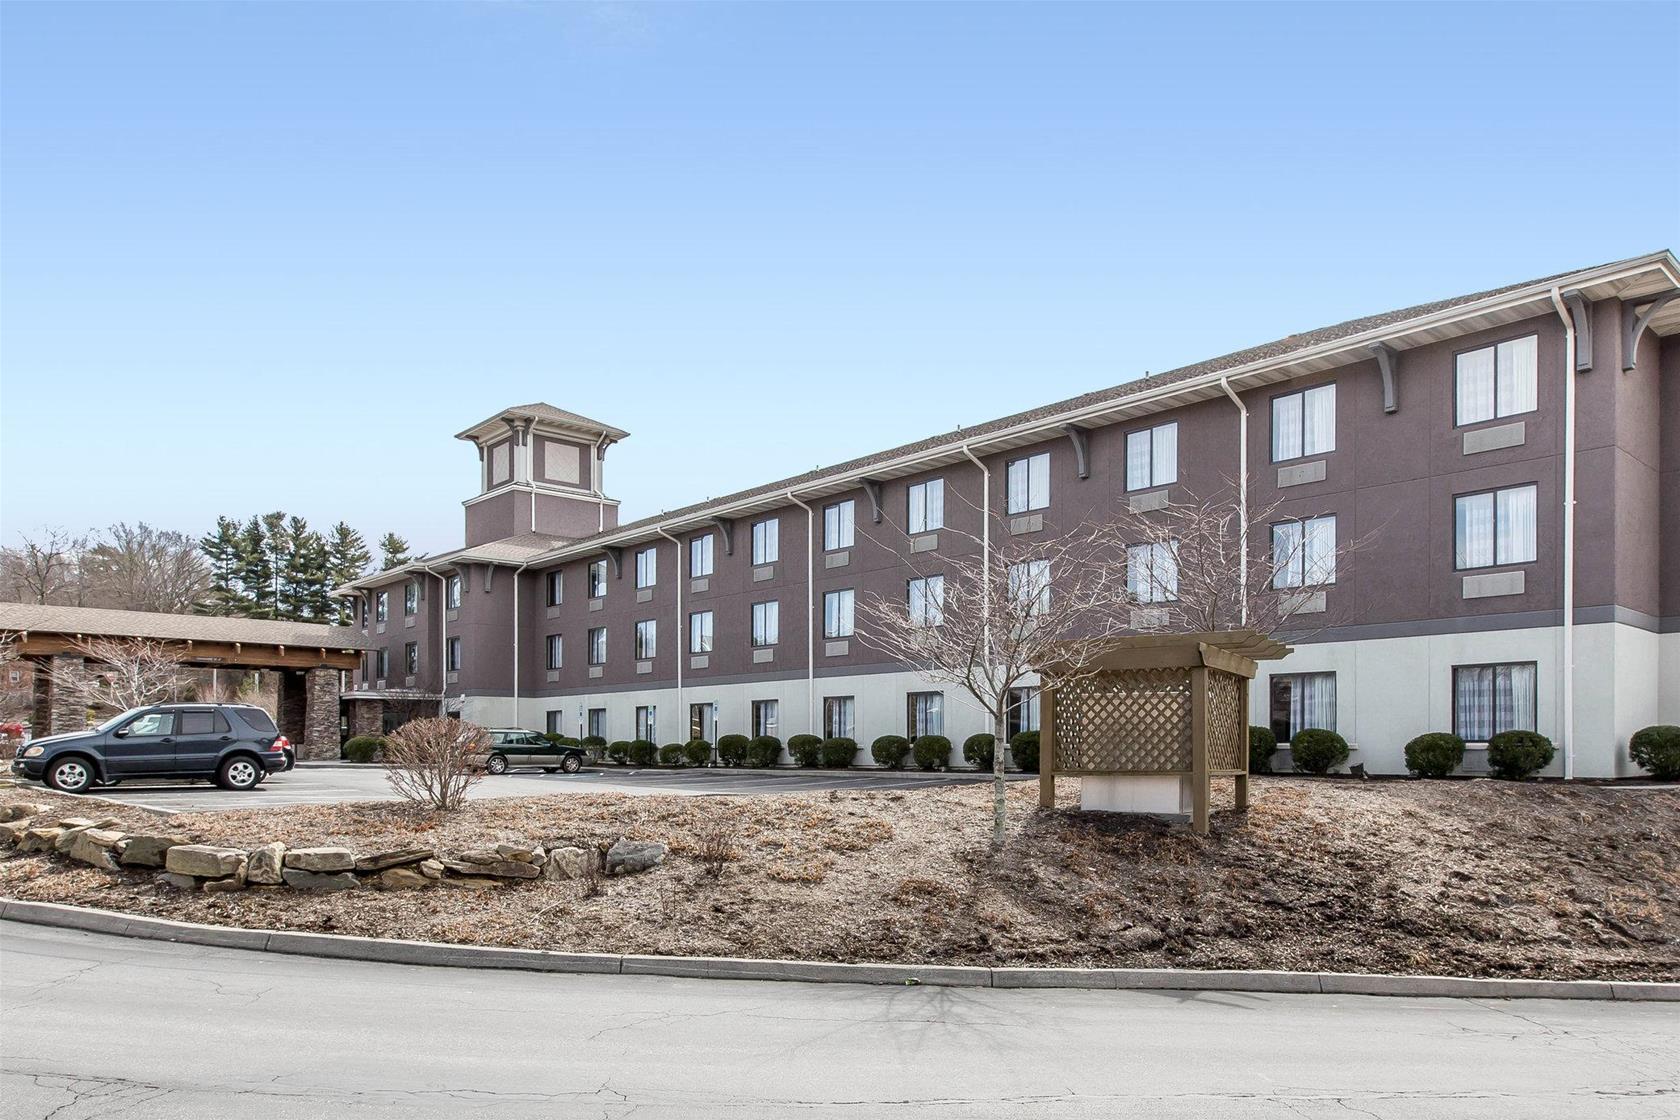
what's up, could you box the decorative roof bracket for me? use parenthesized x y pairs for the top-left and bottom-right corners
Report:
(1060, 424), (1091, 479)
(708, 517), (735, 556)
(1369, 342), (1400, 414)
(1623, 290), (1677, 371)
(604, 546), (624, 580)
(861, 479), (884, 524)
(1562, 289), (1593, 373)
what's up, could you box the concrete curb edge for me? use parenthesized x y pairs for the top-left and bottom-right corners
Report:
(3, 898), (1674, 1001)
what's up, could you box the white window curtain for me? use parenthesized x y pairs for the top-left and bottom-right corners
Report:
(1125, 430), (1151, 491)
(636, 547), (656, 588)
(1028, 454), (1049, 510)
(824, 696), (855, 739)
(824, 590), (854, 638)
(1271, 395), (1302, 461)
(1303, 515), (1336, 584)
(1009, 560), (1050, 615)
(909, 480), (944, 533)
(690, 612), (713, 653)
(1455, 492), (1495, 569)
(825, 502), (854, 550)
(752, 601), (778, 646)
(1455, 664), (1537, 741)
(909, 575), (944, 627)
(1496, 485), (1537, 564)
(1285, 673), (1336, 740)
(636, 706), (657, 742)
(909, 692), (943, 737)
(635, 620), (656, 659)
(1272, 521), (1303, 588)
(1152, 422), (1178, 487)
(691, 535), (713, 577)
(753, 519), (779, 564)
(1303, 384), (1336, 455)
(1456, 346), (1497, 424)
(1497, 336), (1537, 417)
(1127, 542), (1178, 604)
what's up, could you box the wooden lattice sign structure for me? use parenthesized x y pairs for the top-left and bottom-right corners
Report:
(1036, 631), (1291, 835)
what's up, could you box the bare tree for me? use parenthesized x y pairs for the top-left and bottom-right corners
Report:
(383, 717), (488, 812)
(0, 529), (87, 604)
(81, 523), (212, 614)
(0, 631), (31, 728)
(47, 636), (190, 720)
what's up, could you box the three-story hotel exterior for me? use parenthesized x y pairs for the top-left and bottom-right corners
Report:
(338, 251), (1680, 778)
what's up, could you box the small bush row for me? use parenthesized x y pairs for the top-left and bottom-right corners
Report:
(584, 729), (1042, 772)
(1241, 724), (1655, 781)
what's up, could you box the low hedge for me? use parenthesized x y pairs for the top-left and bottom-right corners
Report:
(1487, 730), (1554, 780)
(1289, 728), (1349, 774)
(787, 734), (823, 768)
(628, 739), (658, 767)
(658, 742), (685, 766)
(343, 736), (383, 764)
(820, 737), (858, 768)
(1404, 732), (1464, 778)
(1629, 724), (1680, 781)
(581, 735), (607, 749)
(962, 733), (995, 770)
(1248, 726), (1277, 773)
(606, 740), (631, 765)
(912, 735), (951, 771)
(871, 735), (910, 769)
(683, 739), (712, 768)
(746, 735), (782, 769)
(716, 733), (751, 767)
(543, 733), (578, 747)
(1009, 731), (1039, 773)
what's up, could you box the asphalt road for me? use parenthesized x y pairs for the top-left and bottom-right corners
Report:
(3, 922), (1675, 1119)
(44, 763), (1026, 814)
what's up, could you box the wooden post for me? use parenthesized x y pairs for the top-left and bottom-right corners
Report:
(1190, 665), (1209, 836)
(1235, 672), (1251, 812)
(1038, 681), (1057, 809)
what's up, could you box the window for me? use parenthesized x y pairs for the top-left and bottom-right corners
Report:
(823, 589), (854, 638)
(375, 591), (389, 622)
(376, 648), (390, 679)
(689, 703), (716, 743)
(1005, 452), (1050, 514)
(1008, 560), (1050, 616)
(1127, 542), (1179, 604)
(1271, 384), (1336, 462)
(588, 559), (607, 599)
(1125, 422), (1179, 491)
(1006, 687), (1040, 740)
(588, 627), (607, 665)
(1270, 673), (1337, 744)
(404, 642), (419, 675)
(751, 601), (779, 646)
(635, 546), (657, 589)
(545, 571), (562, 607)
(908, 478), (945, 534)
(1455, 484), (1537, 569)
(634, 619), (657, 660)
(635, 706), (657, 742)
(823, 500), (855, 551)
(1272, 515), (1337, 588)
(1456, 335), (1537, 426)
(445, 637), (461, 672)
(446, 574), (462, 610)
(177, 710), (227, 736)
(690, 534), (714, 578)
(752, 699), (779, 739)
(124, 712), (176, 737)
(546, 710), (565, 735)
(908, 575), (944, 627)
(587, 708), (606, 740)
(546, 634), (563, 670)
(823, 696), (856, 739)
(402, 583), (417, 616)
(907, 691), (943, 737)
(689, 610), (713, 653)
(752, 518), (780, 565)
(1453, 663), (1537, 743)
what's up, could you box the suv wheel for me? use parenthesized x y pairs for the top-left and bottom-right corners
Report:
(46, 757), (94, 794)
(216, 756), (262, 791)
(561, 754), (582, 774)
(486, 753), (509, 775)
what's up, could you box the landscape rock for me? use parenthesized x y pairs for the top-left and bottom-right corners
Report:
(0, 820), (31, 846)
(544, 847), (590, 881)
(54, 826), (92, 854)
(606, 839), (667, 876)
(374, 867), (431, 890)
(1118, 925), (1166, 951)
(247, 842), (286, 884)
(283, 846), (355, 872)
(444, 876), (502, 890)
(165, 844), (246, 879)
(203, 873), (247, 893)
(158, 872), (199, 890)
(355, 847), (433, 872)
(494, 842), (538, 863)
(20, 826), (64, 853)
(441, 858), (540, 879)
(0, 803), (50, 822)
(55, 817), (98, 830)
(69, 829), (125, 870)
(117, 834), (192, 868)
(418, 859), (444, 880)
(281, 868), (359, 891)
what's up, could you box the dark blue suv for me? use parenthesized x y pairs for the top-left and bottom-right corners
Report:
(12, 703), (290, 794)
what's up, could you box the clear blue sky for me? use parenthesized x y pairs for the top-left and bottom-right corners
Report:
(4, 2), (1677, 556)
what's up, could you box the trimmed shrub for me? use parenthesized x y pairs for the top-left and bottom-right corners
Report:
(1009, 731), (1040, 773)
(581, 734), (607, 761)
(1487, 730), (1555, 780)
(582, 734), (607, 749)
(658, 743), (685, 767)
(343, 736), (384, 763)
(746, 735), (782, 768)
(1289, 728), (1349, 775)
(606, 740), (631, 765)
(543, 733), (577, 747)
(1629, 724), (1680, 781)
(788, 734), (823, 768)
(820, 737), (858, 768)
(628, 739), (658, 766)
(716, 733), (751, 767)
(871, 734), (911, 769)
(1404, 732), (1465, 778)
(962, 733), (996, 771)
(1248, 726), (1277, 773)
(913, 734), (951, 771)
(683, 739), (712, 768)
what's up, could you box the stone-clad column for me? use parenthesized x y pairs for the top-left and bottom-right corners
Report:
(348, 699), (383, 739)
(301, 666), (341, 761)
(46, 654), (89, 737)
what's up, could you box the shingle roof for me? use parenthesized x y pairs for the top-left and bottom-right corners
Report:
(0, 602), (372, 649)
(456, 403), (630, 443)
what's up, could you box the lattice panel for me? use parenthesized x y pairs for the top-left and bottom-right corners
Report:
(1206, 669), (1245, 772)
(1052, 668), (1191, 772)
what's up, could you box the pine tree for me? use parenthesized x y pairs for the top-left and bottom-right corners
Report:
(326, 523), (372, 624)
(235, 516), (276, 619)
(379, 532), (412, 570)
(279, 516), (331, 621)
(260, 512), (289, 617)
(198, 517), (246, 615)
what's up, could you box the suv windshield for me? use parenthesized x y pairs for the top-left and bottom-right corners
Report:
(95, 707), (149, 733)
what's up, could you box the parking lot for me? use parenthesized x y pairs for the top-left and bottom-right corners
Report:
(37, 762), (1026, 814)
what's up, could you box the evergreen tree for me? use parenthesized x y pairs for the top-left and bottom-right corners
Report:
(325, 522), (372, 624)
(235, 516), (276, 619)
(379, 532), (412, 570)
(260, 512), (289, 616)
(198, 517), (246, 615)
(279, 516), (331, 621)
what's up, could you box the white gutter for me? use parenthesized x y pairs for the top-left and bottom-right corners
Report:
(1549, 287), (1577, 780)
(654, 525), (684, 734)
(784, 490), (817, 736)
(1219, 376), (1250, 625)
(958, 444), (992, 667)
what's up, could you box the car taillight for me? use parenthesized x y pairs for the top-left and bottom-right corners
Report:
(269, 735), (290, 753)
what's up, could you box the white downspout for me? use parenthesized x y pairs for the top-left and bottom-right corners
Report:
(416, 561), (451, 717)
(1549, 288), (1577, 780)
(784, 490), (817, 737)
(511, 560), (533, 728)
(958, 443), (992, 673)
(1220, 376), (1250, 626)
(655, 525), (684, 737)
(592, 435), (611, 532)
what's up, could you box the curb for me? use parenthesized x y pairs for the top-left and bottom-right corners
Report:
(3, 898), (1674, 1001)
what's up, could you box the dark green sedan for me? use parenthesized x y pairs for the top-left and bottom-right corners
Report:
(484, 729), (585, 775)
